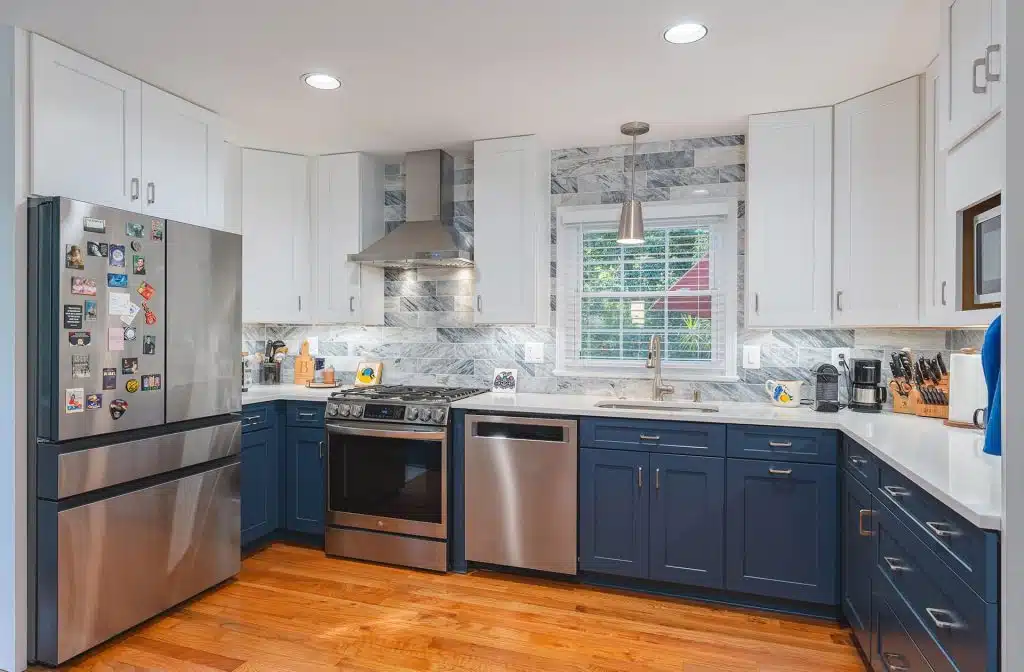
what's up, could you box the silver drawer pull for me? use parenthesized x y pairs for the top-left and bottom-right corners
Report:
(639, 434), (660, 441)
(848, 455), (868, 466)
(926, 521), (962, 538)
(768, 467), (792, 476)
(298, 412), (316, 419)
(858, 509), (874, 537)
(769, 441), (793, 448)
(883, 556), (912, 573)
(655, 468), (660, 491)
(245, 415), (261, 423)
(925, 607), (966, 630)
(883, 485), (911, 499)
(638, 466), (643, 489)
(883, 652), (910, 672)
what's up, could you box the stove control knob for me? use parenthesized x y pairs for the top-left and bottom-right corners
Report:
(351, 405), (363, 417)
(432, 408), (446, 423)
(421, 409), (433, 422)
(407, 407), (419, 420)
(326, 403), (338, 417)
(338, 404), (351, 417)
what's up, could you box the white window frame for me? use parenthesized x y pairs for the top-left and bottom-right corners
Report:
(555, 199), (738, 380)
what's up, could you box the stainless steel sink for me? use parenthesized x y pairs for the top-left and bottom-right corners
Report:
(593, 400), (720, 413)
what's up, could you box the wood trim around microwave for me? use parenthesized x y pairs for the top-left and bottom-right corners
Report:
(960, 193), (1001, 311)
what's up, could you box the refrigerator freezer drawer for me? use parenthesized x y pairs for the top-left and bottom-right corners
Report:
(39, 420), (241, 499)
(35, 460), (240, 666)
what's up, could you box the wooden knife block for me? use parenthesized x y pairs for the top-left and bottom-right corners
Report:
(910, 374), (950, 419)
(293, 340), (315, 386)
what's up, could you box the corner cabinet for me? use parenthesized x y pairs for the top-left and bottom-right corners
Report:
(472, 135), (550, 325)
(241, 149), (312, 323)
(746, 107), (833, 328)
(313, 153), (386, 324)
(30, 34), (224, 228)
(241, 427), (280, 546)
(833, 76), (921, 326)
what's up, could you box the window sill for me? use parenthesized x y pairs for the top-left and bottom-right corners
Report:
(552, 369), (740, 383)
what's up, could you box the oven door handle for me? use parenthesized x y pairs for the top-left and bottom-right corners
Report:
(327, 424), (447, 442)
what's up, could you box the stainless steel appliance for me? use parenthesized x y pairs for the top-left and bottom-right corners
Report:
(324, 385), (485, 571)
(811, 363), (841, 413)
(28, 197), (242, 666)
(848, 358), (887, 413)
(464, 415), (578, 575)
(973, 205), (1001, 305)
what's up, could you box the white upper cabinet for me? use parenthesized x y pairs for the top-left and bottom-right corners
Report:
(241, 149), (311, 323)
(940, 0), (1003, 149)
(223, 142), (242, 235)
(140, 83), (224, 227)
(921, 61), (956, 325)
(29, 34), (224, 227)
(473, 135), (550, 325)
(746, 107), (833, 328)
(314, 153), (385, 324)
(833, 77), (921, 327)
(30, 34), (142, 210)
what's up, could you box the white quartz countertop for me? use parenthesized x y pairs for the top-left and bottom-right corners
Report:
(241, 384), (351, 404)
(451, 393), (1003, 531)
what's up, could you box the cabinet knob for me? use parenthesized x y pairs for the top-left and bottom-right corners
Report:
(130, 177), (140, 201)
(858, 509), (874, 537)
(754, 292), (759, 314)
(925, 607), (965, 630)
(477, 295), (483, 312)
(986, 44), (1002, 83)
(836, 290), (844, 312)
(146, 181), (155, 205)
(768, 467), (792, 476)
(349, 296), (355, 312)
(318, 441), (325, 460)
(655, 468), (660, 491)
(973, 57), (989, 94)
(637, 466), (643, 490)
(941, 280), (947, 306)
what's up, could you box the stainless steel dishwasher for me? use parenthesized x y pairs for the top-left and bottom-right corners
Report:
(464, 414), (578, 575)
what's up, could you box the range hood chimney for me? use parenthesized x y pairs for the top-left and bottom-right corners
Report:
(348, 149), (472, 269)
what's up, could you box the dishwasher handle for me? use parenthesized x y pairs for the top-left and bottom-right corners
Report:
(467, 414), (578, 445)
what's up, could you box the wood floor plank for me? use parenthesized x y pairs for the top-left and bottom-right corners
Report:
(33, 543), (865, 671)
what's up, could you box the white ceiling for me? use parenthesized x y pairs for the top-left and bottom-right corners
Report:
(0, 0), (939, 155)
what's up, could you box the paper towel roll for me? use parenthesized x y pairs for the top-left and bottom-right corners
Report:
(949, 352), (987, 425)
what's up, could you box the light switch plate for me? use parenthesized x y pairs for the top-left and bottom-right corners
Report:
(524, 342), (545, 364)
(742, 344), (761, 369)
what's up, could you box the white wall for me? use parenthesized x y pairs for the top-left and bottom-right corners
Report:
(1005, 1), (1023, 669)
(0, 24), (28, 672)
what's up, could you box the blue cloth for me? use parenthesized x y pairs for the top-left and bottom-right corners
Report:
(981, 315), (1001, 456)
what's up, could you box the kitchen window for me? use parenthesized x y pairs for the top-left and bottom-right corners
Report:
(555, 200), (738, 379)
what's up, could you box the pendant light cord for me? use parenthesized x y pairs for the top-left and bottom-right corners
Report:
(630, 133), (637, 201)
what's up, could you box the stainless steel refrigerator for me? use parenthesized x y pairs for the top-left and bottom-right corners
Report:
(28, 197), (243, 666)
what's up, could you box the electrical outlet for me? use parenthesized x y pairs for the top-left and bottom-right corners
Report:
(742, 345), (761, 369)
(831, 348), (853, 367)
(524, 342), (545, 364)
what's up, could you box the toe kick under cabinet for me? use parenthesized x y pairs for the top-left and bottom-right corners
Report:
(578, 418), (839, 606)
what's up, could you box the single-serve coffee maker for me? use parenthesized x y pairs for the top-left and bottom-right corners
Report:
(848, 358), (887, 413)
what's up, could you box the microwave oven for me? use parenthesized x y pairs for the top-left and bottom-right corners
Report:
(974, 205), (1001, 305)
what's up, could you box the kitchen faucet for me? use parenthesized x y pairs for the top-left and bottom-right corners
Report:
(646, 335), (675, 401)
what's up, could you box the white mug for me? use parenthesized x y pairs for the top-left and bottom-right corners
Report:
(765, 380), (803, 408)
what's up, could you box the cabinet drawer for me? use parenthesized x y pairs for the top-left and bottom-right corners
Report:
(877, 463), (998, 602)
(726, 425), (837, 464)
(842, 435), (878, 487)
(875, 504), (997, 672)
(287, 402), (326, 427)
(874, 566), (943, 672)
(241, 403), (276, 433)
(580, 418), (725, 457)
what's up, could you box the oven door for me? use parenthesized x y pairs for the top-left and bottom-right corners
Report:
(326, 422), (447, 539)
(975, 207), (1001, 304)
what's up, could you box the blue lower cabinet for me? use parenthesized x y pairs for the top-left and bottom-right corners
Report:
(649, 453), (725, 589)
(285, 426), (326, 535)
(873, 568), (939, 672)
(579, 447), (648, 578)
(241, 428), (280, 546)
(725, 457), (838, 604)
(842, 471), (875, 656)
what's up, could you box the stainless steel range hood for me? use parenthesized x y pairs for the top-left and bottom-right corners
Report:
(348, 149), (472, 269)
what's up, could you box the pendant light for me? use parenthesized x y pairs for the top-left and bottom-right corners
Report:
(618, 121), (650, 245)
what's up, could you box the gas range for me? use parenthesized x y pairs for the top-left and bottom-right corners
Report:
(325, 385), (487, 427)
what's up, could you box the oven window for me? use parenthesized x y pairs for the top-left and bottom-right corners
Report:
(328, 433), (443, 523)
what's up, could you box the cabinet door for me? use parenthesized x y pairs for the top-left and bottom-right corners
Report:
(841, 471), (874, 657)
(286, 426), (325, 535)
(649, 454), (724, 588)
(140, 83), (224, 228)
(241, 428), (279, 546)
(579, 448), (647, 578)
(942, 0), (996, 149)
(223, 142), (242, 235)
(747, 107), (833, 327)
(473, 135), (548, 325)
(921, 61), (956, 325)
(834, 77), (920, 326)
(241, 149), (311, 322)
(725, 458), (838, 604)
(314, 153), (380, 323)
(30, 35), (142, 210)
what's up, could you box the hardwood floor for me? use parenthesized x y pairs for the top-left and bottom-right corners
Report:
(41, 543), (866, 671)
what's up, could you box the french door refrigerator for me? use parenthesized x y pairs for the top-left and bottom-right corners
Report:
(28, 197), (243, 666)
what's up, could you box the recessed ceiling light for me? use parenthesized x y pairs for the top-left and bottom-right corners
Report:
(302, 73), (341, 90)
(663, 23), (708, 44)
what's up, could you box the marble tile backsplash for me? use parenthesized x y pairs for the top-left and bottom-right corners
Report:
(245, 134), (985, 403)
